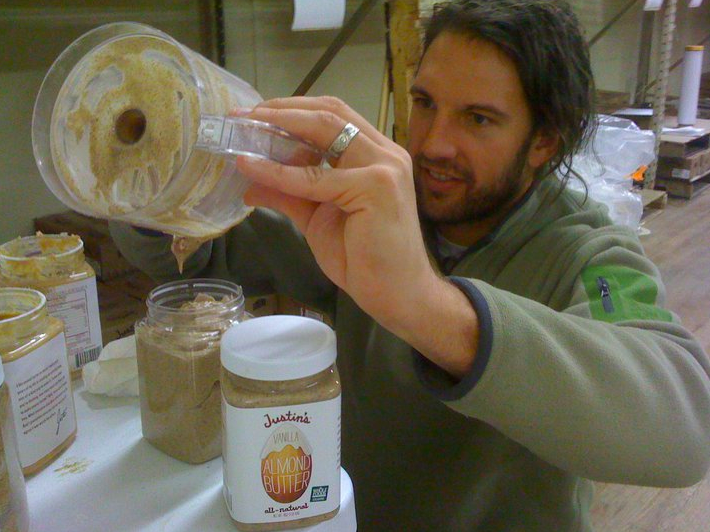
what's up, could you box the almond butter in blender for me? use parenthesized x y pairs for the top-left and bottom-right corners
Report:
(36, 23), (321, 270)
(57, 35), (202, 213)
(171, 236), (210, 274)
(46, 26), (259, 268)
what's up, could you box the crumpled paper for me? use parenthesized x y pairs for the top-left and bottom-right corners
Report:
(82, 335), (139, 397)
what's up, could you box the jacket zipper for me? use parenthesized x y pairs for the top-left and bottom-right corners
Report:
(596, 277), (614, 313)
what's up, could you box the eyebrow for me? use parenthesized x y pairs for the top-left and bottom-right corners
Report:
(409, 85), (509, 120)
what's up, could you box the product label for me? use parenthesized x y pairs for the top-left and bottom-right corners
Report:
(671, 168), (691, 179)
(222, 395), (341, 525)
(4, 333), (77, 468)
(46, 276), (103, 371)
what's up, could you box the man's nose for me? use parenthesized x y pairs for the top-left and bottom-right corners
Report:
(421, 114), (458, 160)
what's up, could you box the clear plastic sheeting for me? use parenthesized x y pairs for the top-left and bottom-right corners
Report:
(561, 115), (656, 231)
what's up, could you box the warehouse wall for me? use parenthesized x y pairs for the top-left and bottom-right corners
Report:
(224, 1), (385, 122)
(0, 0), (707, 243)
(577, 0), (710, 98)
(0, 0), (385, 243)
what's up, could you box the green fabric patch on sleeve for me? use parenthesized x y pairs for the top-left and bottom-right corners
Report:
(581, 265), (673, 323)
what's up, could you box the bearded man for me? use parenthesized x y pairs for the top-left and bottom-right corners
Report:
(112, 1), (710, 530)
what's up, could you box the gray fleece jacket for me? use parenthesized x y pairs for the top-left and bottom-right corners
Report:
(110, 176), (710, 531)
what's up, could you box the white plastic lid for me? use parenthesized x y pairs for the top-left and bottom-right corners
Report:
(221, 315), (336, 381)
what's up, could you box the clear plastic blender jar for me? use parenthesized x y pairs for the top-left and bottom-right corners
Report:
(32, 22), (323, 240)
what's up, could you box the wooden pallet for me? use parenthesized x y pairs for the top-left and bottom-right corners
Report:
(639, 188), (667, 210)
(655, 170), (710, 199)
(659, 117), (710, 158)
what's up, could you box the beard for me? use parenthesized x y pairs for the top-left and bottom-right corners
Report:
(413, 136), (533, 225)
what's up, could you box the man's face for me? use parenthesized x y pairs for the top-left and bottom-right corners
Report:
(408, 32), (548, 231)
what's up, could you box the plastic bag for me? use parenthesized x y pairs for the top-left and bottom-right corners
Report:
(560, 115), (655, 230)
(582, 180), (645, 229)
(82, 335), (138, 397)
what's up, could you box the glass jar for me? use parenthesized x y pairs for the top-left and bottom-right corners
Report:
(221, 315), (341, 531)
(0, 360), (30, 532)
(0, 234), (103, 379)
(0, 288), (77, 477)
(135, 278), (245, 464)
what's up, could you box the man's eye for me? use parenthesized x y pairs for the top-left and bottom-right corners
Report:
(469, 113), (489, 125)
(412, 96), (434, 109)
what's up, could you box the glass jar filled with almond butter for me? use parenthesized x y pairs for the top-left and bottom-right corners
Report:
(0, 288), (77, 477)
(135, 278), (245, 464)
(0, 359), (29, 532)
(220, 315), (341, 531)
(0, 234), (103, 379)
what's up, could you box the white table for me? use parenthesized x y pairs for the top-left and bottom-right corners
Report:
(26, 383), (356, 532)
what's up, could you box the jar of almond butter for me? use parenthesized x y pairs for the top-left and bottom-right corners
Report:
(0, 287), (77, 477)
(135, 278), (245, 464)
(220, 315), (341, 531)
(0, 349), (30, 532)
(0, 234), (103, 379)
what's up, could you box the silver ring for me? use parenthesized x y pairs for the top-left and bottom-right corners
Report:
(326, 122), (360, 161)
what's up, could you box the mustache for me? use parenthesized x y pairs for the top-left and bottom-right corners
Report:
(413, 154), (472, 181)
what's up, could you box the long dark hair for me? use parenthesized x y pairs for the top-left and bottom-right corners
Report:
(422, 0), (596, 186)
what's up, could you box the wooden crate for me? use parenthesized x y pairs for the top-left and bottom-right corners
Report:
(34, 211), (138, 280)
(611, 105), (653, 130)
(246, 294), (278, 318)
(700, 72), (710, 100)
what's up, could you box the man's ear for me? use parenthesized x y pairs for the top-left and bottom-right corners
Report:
(527, 129), (560, 170)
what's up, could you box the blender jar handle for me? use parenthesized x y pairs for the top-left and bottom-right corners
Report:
(194, 115), (324, 167)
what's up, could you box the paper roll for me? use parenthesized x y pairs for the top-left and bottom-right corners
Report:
(678, 45), (704, 126)
(643, 0), (664, 10)
(292, 0), (346, 31)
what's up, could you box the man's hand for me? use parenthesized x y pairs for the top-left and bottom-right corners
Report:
(235, 97), (478, 378)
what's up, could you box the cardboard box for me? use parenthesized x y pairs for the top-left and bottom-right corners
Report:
(97, 278), (149, 343)
(277, 294), (334, 328)
(98, 279), (281, 343)
(658, 146), (710, 180)
(245, 294), (278, 318)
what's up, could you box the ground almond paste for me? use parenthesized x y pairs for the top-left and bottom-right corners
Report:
(135, 292), (240, 464)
